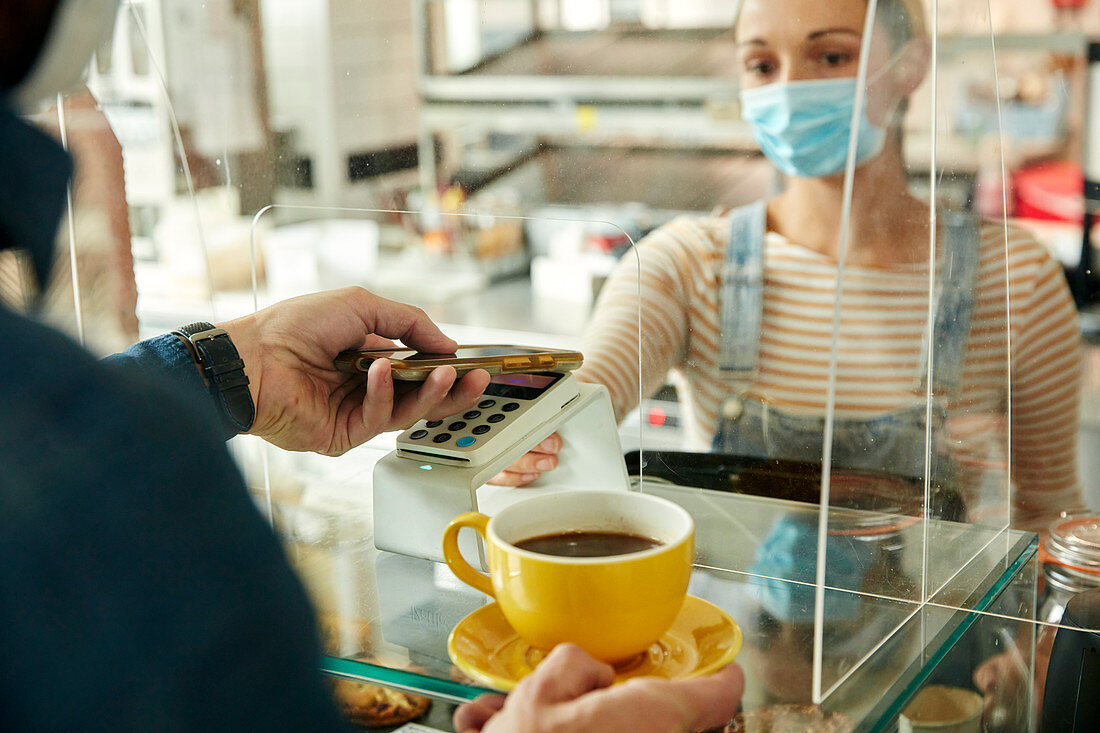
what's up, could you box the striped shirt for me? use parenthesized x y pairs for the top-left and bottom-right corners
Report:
(578, 215), (1085, 531)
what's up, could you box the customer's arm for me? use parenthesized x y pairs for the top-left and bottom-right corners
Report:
(454, 644), (743, 733)
(0, 311), (353, 730)
(105, 286), (490, 453)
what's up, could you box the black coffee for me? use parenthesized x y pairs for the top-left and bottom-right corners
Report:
(514, 530), (663, 558)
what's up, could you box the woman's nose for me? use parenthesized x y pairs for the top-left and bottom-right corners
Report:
(784, 61), (814, 83)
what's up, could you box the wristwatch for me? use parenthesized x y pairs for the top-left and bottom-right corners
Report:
(171, 321), (256, 433)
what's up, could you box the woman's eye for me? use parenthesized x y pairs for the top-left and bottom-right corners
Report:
(745, 59), (775, 76)
(822, 51), (851, 66)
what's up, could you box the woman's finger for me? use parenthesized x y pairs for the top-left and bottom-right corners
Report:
(489, 470), (542, 487)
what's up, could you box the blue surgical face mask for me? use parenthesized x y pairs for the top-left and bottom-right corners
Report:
(739, 77), (887, 178)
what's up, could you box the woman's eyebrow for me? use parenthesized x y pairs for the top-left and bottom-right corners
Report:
(738, 28), (863, 48)
(807, 28), (863, 40)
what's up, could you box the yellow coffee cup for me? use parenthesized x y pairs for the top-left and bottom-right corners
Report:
(442, 490), (694, 663)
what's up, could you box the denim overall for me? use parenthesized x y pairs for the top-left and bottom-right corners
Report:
(712, 201), (980, 491)
(710, 203), (980, 629)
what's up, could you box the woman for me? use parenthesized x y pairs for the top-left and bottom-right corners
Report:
(501, 0), (1084, 534)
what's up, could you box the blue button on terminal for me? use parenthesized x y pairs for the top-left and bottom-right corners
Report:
(456, 436), (476, 447)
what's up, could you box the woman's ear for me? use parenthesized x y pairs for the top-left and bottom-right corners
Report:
(893, 36), (931, 97)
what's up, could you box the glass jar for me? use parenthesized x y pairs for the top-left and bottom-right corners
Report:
(1039, 514), (1100, 626)
(1035, 514), (1100, 711)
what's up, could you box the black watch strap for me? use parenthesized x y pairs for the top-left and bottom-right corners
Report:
(171, 321), (256, 433)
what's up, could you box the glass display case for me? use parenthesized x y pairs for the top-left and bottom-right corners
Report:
(267, 470), (1038, 730)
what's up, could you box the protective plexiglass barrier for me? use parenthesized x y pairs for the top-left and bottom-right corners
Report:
(25, 0), (1100, 729)
(618, 0), (1093, 723)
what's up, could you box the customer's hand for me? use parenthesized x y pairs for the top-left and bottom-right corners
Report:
(219, 287), (490, 455)
(454, 644), (744, 733)
(490, 432), (563, 486)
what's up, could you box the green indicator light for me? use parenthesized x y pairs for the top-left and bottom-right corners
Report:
(419, 464), (433, 470)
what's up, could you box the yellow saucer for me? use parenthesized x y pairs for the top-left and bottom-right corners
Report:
(448, 595), (742, 691)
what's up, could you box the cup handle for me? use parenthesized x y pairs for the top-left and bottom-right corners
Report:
(442, 512), (495, 597)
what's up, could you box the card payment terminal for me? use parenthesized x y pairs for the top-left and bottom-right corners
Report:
(373, 370), (631, 567)
(396, 372), (579, 466)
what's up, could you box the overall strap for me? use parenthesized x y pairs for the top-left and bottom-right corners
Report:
(926, 210), (981, 394)
(718, 200), (767, 376)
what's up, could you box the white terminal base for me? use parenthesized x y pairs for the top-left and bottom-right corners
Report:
(373, 381), (631, 568)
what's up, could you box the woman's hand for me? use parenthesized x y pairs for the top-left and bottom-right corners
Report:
(454, 644), (744, 733)
(490, 432), (563, 486)
(219, 286), (490, 455)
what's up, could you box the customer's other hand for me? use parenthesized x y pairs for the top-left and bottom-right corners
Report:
(490, 432), (563, 486)
(219, 287), (490, 455)
(453, 643), (744, 733)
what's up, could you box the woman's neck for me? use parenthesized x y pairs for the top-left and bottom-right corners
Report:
(769, 146), (931, 269)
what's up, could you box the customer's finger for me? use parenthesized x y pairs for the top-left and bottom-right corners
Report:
(387, 365), (460, 427)
(359, 357), (396, 435)
(563, 663), (744, 733)
(339, 287), (459, 355)
(453, 694), (507, 732)
(664, 663), (746, 731)
(419, 369), (491, 420)
(514, 644), (615, 705)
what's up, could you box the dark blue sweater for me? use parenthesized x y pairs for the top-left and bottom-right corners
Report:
(0, 101), (349, 731)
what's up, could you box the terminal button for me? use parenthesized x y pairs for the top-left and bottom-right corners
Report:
(502, 402), (520, 412)
(487, 413), (505, 423)
(478, 399), (497, 409)
(410, 429), (428, 440)
(471, 425), (491, 435)
(433, 433), (452, 443)
(456, 436), (476, 447)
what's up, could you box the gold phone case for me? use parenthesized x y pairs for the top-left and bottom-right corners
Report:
(334, 344), (583, 380)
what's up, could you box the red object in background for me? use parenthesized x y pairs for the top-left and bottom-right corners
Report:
(587, 232), (632, 254)
(647, 407), (666, 427)
(1012, 160), (1084, 223)
(1051, 0), (1087, 8)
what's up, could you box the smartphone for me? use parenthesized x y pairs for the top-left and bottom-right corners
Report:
(333, 344), (583, 381)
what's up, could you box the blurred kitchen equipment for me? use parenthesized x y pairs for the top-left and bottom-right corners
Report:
(1040, 586), (1100, 730)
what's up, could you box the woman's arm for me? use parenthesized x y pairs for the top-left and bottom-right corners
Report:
(575, 224), (699, 421)
(1007, 231), (1086, 531)
(492, 219), (707, 486)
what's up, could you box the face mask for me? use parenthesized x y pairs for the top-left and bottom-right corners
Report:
(12, 0), (120, 111)
(739, 77), (887, 178)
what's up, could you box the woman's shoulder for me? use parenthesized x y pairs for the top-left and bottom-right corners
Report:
(629, 214), (729, 272)
(976, 218), (1064, 277)
(641, 213), (728, 250)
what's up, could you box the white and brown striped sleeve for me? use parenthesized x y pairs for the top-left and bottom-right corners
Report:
(1006, 226), (1086, 531)
(576, 218), (709, 422)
